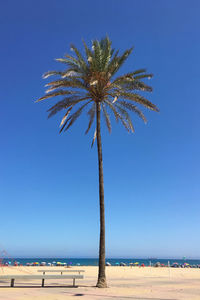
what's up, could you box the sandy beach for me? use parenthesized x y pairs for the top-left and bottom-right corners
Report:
(0, 266), (200, 300)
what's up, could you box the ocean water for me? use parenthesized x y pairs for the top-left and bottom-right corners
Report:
(2, 258), (200, 266)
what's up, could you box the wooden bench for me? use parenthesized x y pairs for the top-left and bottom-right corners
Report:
(0, 274), (84, 287)
(38, 269), (85, 275)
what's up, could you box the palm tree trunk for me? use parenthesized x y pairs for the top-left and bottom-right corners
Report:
(96, 101), (107, 288)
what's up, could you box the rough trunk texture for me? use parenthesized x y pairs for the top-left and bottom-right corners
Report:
(96, 101), (107, 288)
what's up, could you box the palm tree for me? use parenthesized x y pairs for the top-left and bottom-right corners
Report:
(36, 37), (159, 288)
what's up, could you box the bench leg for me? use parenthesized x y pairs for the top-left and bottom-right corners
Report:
(42, 278), (45, 287)
(73, 278), (75, 286)
(11, 278), (15, 287)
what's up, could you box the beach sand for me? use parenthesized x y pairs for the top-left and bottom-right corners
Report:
(0, 266), (200, 300)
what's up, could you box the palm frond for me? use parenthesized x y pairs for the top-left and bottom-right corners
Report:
(113, 71), (152, 84)
(47, 96), (90, 118)
(116, 91), (159, 112)
(113, 68), (147, 80)
(42, 71), (65, 79)
(107, 50), (119, 74)
(45, 78), (86, 92)
(61, 70), (81, 78)
(36, 90), (78, 102)
(59, 107), (73, 127)
(83, 41), (96, 74)
(69, 45), (87, 71)
(82, 40), (93, 62)
(132, 68), (147, 75)
(61, 101), (91, 133)
(104, 100), (120, 122)
(55, 58), (82, 72)
(100, 36), (112, 70)
(112, 74), (134, 85)
(117, 100), (147, 123)
(102, 103), (111, 133)
(91, 129), (97, 147)
(112, 107), (131, 132)
(85, 102), (96, 134)
(92, 40), (102, 71)
(105, 99), (133, 132)
(118, 47), (134, 67)
(132, 80), (153, 92)
(115, 103), (135, 132)
(112, 70), (153, 93)
(134, 74), (153, 80)
(112, 96), (118, 103)
(112, 79), (153, 93)
(111, 48), (134, 76)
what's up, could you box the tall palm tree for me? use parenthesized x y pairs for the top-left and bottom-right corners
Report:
(36, 37), (159, 288)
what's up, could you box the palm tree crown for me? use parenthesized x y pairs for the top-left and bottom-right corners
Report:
(37, 36), (159, 143)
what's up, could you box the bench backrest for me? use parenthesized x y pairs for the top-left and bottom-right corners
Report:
(0, 274), (84, 279)
(38, 269), (85, 273)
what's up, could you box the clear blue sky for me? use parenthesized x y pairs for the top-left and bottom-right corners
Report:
(0, 0), (199, 259)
